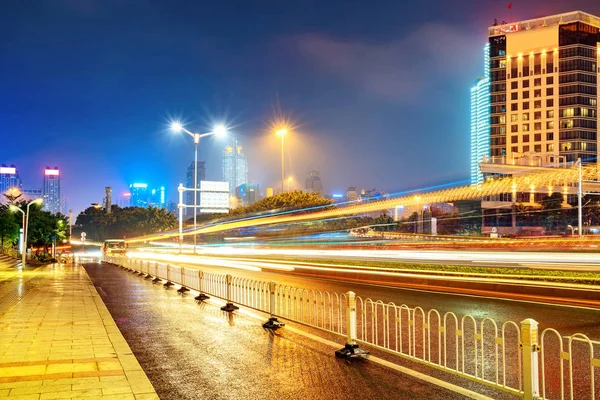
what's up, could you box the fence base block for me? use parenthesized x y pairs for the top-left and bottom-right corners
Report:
(335, 344), (369, 359)
(177, 286), (189, 293)
(262, 317), (285, 330)
(195, 293), (210, 301)
(221, 303), (239, 312)
(144, 274), (153, 280)
(152, 277), (161, 283)
(163, 281), (174, 287)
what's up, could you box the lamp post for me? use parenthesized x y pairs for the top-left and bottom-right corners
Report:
(171, 121), (227, 253)
(10, 198), (43, 266)
(287, 176), (293, 192)
(577, 158), (583, 238)
(276, 129), (288, 193)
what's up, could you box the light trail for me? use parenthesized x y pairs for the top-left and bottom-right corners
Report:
(126, 164), (600, 243)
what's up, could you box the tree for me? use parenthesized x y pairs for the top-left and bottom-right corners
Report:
(539, 192), (565, 232)
(228, 191), (333, 218)
(0, 205), (19, 255)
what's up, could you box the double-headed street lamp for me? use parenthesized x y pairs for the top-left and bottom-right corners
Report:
(10, 198), (43, 266)
(171, 121), (227, 253)
(276, 129), (288, 193)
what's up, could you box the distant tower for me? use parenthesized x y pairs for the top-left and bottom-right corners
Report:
(43, 166), (61, 214)
(105, 187), (112, 213)
(222, 137), (248, 196)
(470, 43), (490, 185)
(185, 161), (206, 217)
(129, 183), (148, 208)
(0, 165), (22, 200)
(305, 171), (323, 195)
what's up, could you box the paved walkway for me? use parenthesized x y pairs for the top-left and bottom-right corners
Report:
(0, 256), (158, 400)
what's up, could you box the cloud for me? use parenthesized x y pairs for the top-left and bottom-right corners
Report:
(289, 23), (482, 101)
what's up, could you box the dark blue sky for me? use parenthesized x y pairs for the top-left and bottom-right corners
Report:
(2, 0), (598, 214)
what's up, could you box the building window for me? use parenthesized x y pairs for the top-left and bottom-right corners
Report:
(560, 119), (573, 129)
(534, 111), (541, 120)
(534, 78), (541, 86)
(562, 108), (575, 117)
(546, 99), (554, 107)
(546, 88), (554, 96)
(547, 110), (554, 118)
(523, 134), (530, 142)
(500, 127), (506, 134)
(534, 144), (542, 152)
(534, 100), (542, 108)
(534, 89), (541, 98)
(510, 135), (518, 143)
(511, 92), (519, 100)
(511, 114), (518, 122)
(523, 145), (530, 152)
(523, 91), (530, 99)
(562, 142), (572, 151)
(511, 81), (518, 89)
(546, 76), (553, 85)
(534, 133), (542, 141)
(534, 122), (542, 131)
(546, 121), (554, 129)
(511, 103), (518, 111)
(546, 132), (554, 140)
(547, 143), (554, 152)
(523, 80), (530, 88)
(523, 102), (530, 110)
(511, 146), (518, 152)
(522, 113), (529, 121)
(511, 124), (518, 133)
(499, 115), (506, 124)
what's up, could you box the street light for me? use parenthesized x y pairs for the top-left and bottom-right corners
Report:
(276, 129), (288, 193)
(9, 198), (43, 266)
(287, 176), (293, 192)
(171, 121), (228, 253)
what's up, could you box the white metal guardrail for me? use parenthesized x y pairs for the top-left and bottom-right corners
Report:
(104, 255), (599, 400)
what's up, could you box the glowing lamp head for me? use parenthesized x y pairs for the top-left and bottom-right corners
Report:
(170, 121), (183, 133)
(8, 205), (19, 213)
(212, 124), (227, 136)
(276, 128), (288, 136)
(34, 198), (43, 205)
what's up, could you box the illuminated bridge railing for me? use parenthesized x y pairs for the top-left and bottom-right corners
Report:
(105, 255), (600, 399)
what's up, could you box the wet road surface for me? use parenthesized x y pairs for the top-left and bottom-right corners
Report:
(84, 263), (479, 400)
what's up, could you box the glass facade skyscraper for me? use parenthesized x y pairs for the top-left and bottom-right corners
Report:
(43, 167), (61, 214)
(222, 138), (248, 196)
(470, 43), (491, 185)
(0, 165), (22, 199)
(129, 183), (148, 208)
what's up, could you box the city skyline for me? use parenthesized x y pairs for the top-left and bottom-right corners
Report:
(2, 1), (599, 215)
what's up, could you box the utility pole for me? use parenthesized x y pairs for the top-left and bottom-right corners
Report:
(577, 158), (583, 238)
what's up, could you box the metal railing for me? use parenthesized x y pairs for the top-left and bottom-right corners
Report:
(104, 255), (600, 400)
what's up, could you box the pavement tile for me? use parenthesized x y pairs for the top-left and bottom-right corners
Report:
(8, 385), (71, 396)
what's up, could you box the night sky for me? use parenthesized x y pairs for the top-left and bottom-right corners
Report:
(2, 0), (599, 214)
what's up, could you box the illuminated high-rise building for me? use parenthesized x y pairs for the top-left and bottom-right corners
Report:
(479, 11), (600, 234)
(0, 165), (22, 200)
(470, 43), (490, 185)
(150, 186), (166, 208)
(43, 167), (61, 214)
(222, 137), (248, 196)
(129, 183), (148, 208)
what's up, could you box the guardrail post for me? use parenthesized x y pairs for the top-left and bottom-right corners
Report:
(164, 264), (174, 287)
(152, 262), (161, 283)
(520, 318), (540, 400)
(263, 281), (284, 330)
(221, 274), (239, 312)
(143, 261), (153, 279)
(195, 271), (210, 301)
(136, 261), (145, 275)
(177, 267), (189, 293)
(335, 291), (369, 359)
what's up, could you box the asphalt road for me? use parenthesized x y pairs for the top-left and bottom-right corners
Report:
(84, 263), (486, 400)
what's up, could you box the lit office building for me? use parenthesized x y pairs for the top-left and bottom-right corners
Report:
(222, 139), (248, 196)
(43, 167), (61, 214)
(118, 192), (131, 208)
(479, 11), (600, 234)
(236, 183), (260, 206)
(129, 183), (148, 208)
(470, 44), (491, 185)
(0, 165), (22, 199)
(150, 186), (166, 208)
(185, 161), (206, 217)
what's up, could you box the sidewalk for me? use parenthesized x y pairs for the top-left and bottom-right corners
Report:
(0, 256), (158, 400)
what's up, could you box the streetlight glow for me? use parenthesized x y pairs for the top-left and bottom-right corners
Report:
(276, 129), (287, 136)
(213, 124), (227, 136)
(171, 121), (183, 133)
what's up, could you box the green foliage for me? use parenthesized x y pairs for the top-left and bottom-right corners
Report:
(0, 204), (20, 255)
(229, 191), (333, 217)
(75, 205), (177, 241)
